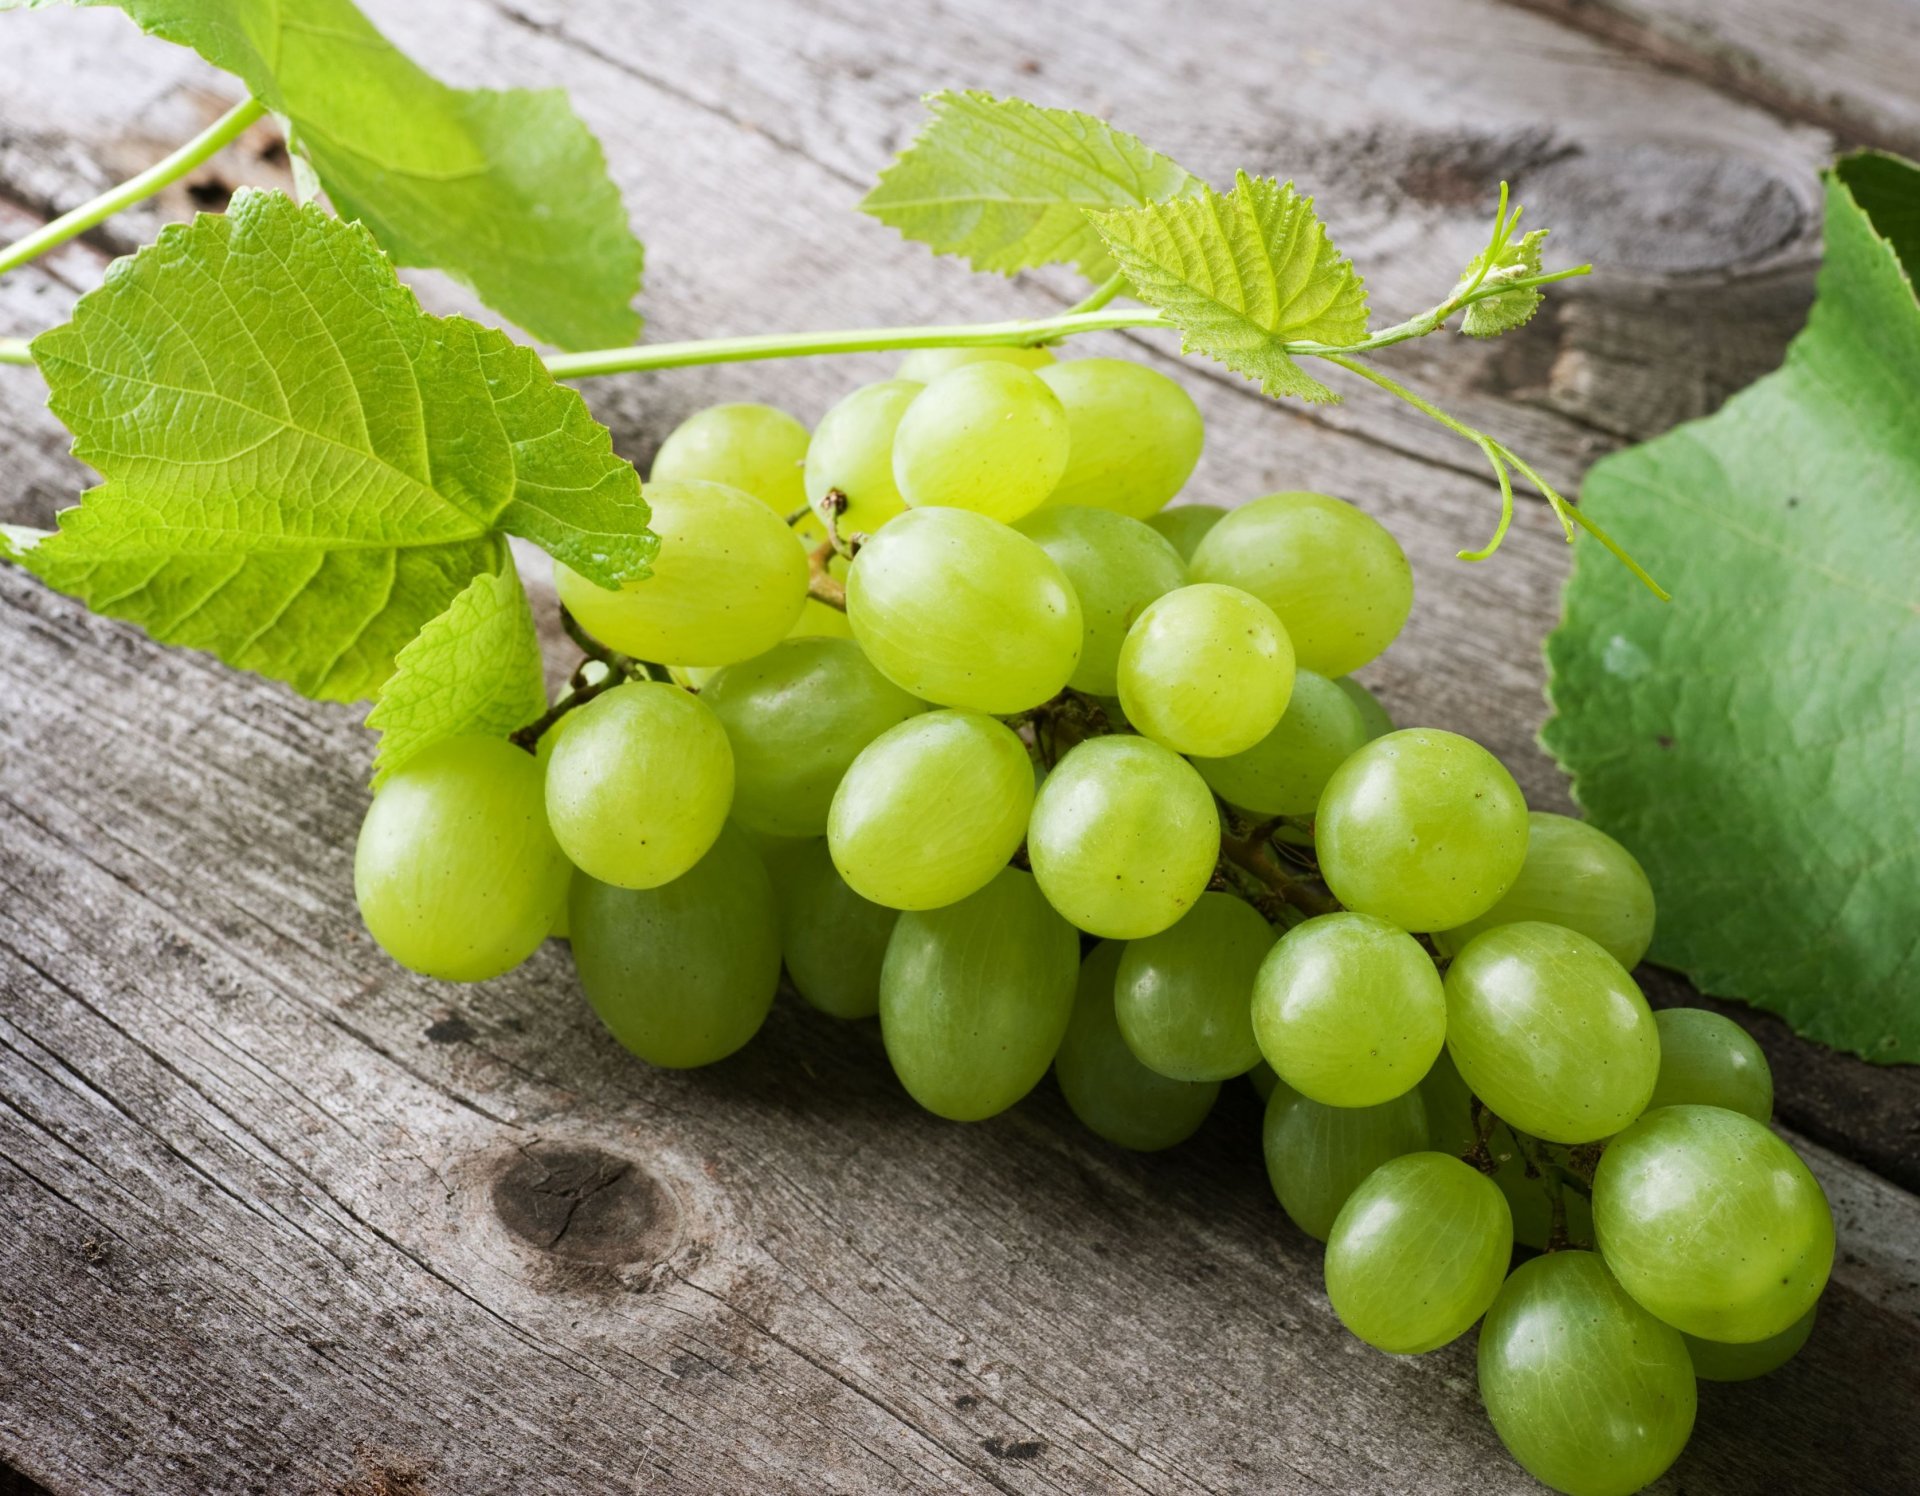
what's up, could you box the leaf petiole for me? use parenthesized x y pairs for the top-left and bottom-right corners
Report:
(0, 338), (30, 367)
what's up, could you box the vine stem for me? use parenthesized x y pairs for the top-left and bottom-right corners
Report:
(0, 338), (30, 367)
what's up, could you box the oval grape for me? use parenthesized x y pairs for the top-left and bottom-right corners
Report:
(1016, 505), (1187, 695)
(1117, 583), (1295, 757)
(1035, 357), (1204, 518)
(1262, 1080), (1429, 1242)
(1115, 892), (1274, 1082)
(891, 362), (1069, 523)
(1190, 668), (1370, 817)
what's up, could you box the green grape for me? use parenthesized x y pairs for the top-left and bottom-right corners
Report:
(764, 837), (899, 1020)
(1027, 735), (1221, 939)
(570, 825), (780, 1068)
(827, 710), (1033, 910)
(1035, 358), (1204, 518)
(1117, 583), (1296, 757)
(896, 344), (1055, 382)
(1316, 728), (1529, 932)
(1324, 1152), (1512, 1354)
(890, 363), (1070, 523)
(1189, 491), (1413, 676)
(1190, 669), (1369, 816)
(804, 379), (921, 535)
(1114, 892), (1273, 1081)
(1247, 1059), (1279, 1102)
(354, 735), (570, 982)
(543, 682), (734, 890)
(704, 638), (925, 838)
(1148, 503), (1228, 561)
(650, 401), (810, 516)
(1684, 1308), (1816, 1382)
(1263, 1080), (1428, 1241)
(1435, 812), (1657, 969)
(1015, 505), (1187, 694)
(879, 868), (1079, 1121)
(846, 506), (1082, 712)
(1334, 675), (1394, 740)
(1647, 1008), (1772, 1122)
(1444, 922), (1659, 1144)
(1479, 1251), (1696, 1496)
(1593, 1104), (1833, 1342)
(1055, 942), (1220, 1150)
(556, 479), (809, 666)
(788, 594), (854, 640)
(1252, 912), (1445, 1107)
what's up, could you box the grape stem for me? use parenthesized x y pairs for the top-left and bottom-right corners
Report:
(806, 537), (847, 610)
(1219, 823), (1340, 920)
(509, 608), (668, 749)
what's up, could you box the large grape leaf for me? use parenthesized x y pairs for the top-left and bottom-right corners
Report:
(23, 189), (652, 704)
(1543, 151), (1920, 1063)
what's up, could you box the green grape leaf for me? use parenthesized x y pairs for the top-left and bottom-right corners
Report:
(23, 189), (652, 704)
(364, 558), (546, 787)
(1543, 150), (1920, 1063)
(13, 0), (643, 350)
(1087, 172), (1370, 403)
(861, 90), (1198, 282)
(1455, 227), (1548, 338)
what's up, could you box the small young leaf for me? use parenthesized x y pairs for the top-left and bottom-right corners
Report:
(1088, 172), (1370, 402)
(24, 190), (651, 704)
(1455, 227), (1549, 337)
(862, 90), (1197, 281)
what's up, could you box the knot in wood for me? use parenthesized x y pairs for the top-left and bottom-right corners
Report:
(491, 1142), (679, 1266)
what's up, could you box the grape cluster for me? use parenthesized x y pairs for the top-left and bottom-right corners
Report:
(351, 345), (1834, 1496)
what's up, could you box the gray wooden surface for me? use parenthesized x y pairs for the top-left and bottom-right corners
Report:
(2, 1), (1918, 1492)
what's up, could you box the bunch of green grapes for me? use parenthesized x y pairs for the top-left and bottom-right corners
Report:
(349, 346), (1831, 1496)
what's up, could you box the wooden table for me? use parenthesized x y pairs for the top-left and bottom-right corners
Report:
(3, 2), (1917, 1491)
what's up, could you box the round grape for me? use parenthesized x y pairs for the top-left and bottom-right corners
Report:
(891, 363), (1069, 523)
(1147, 503), (1227, 561)
(1263, 1080), (1429, 1242)
(1190, 668), (1369, 816)
(650, 401), (810, 516)
(804, 379), (922, 535)
(1035, 357), (1204, 518)
(1647, 1007), (1772, 1122)
(1117, 583), (1295, 757)
(1114, 892), (1274, 1082)
(1016, 505), (1188, 695)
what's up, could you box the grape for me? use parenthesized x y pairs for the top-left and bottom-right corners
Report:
(804, 379), (921, 535)
(1684, 1307), (1816, 1382)
(569, 824), (779, 1068)
(1444, 922), (1659, 1144)
(1647, 1007), (1772, 1122)
(1592, 1103), (1833, 1342)
(543, 681), (733, 890)
(1035, 358), (1204, 518)
(1334, 675), (1394, 740)
(1027, 735), (1221, 939)
(1262, 1080), (1429, 1241)
(879, 868), (1078, 1120)
(890, 363), (1069, 523)
(1015, 506), (1187, 695)
(846, 506), (1082, 712)
(1114, 892), (1274, 1081)
(1147, 503), (1227, 561)
(1055, 942), (1220, 1150)
(1478, 1251), (1696, 1496)
(789, 594), (854, 641)
(354, 735), (570, 982)
(1435, 812), (1657, 969)
(1247, 1059), (1279, 1102)
(1190, 669), (1369, 816)
(1252, 912), (1445, 1107)
(651, 401), (809, 516)
(1316, 728), (1529, 932)
(556, 479), (809, 666)
(896, 344), (1055, 382)
(704, 638), (925, 838)
(1117, 584), (1296, 757)
(827, 710), (1034, 910)
(1189, 492), (1413, 676)
(1324, 1151), (1512, 1354)
(764, 837), (899, 1021)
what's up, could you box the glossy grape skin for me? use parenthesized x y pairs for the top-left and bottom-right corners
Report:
(1252, 912), (1445, 1107)
(1647, 1008), (1773, 1122)
(1436, 812), (1657, 969)
(1114, 892), (1274, 1082)
(1444, 922), (1660, 1144)
(1148, 503), (1227, 561)
(1190, 669), (1369, 816)
(1593, 1104), (1834, 1342)
(543, 682), (733, 890)
(1035, 358), (1204, 518)
(1189, 492), (1413, 676)
(764, 837), (899, 1021)
(846, 506), (1082, 712)
(879, 868), (1078, 1121)
(896, 344), (1055, 382)
(1479, 1251), (1696, 1496)
(704, 638), (925, 838)
(1027, 735), (1221, 939)
(354, 736), (570, 982)
(1316, 728), (1529, 932)
(1015, 506), (1187, 695)
(891, 363), (1069, 523)
(570, 825), (779, 1068)
(1335, 676), (1395, 740)
(827, 710), (1033, 911)
(650, 401), (810, 515)
(1117, 584), (1295, 757)
(556, 479), (809, 666)
(1263, 1081), (1429, 1241)
(1684, 1307), (1816, 1382)
(1056, 942), (1220, 1150)
(804, 379), (921, 535)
